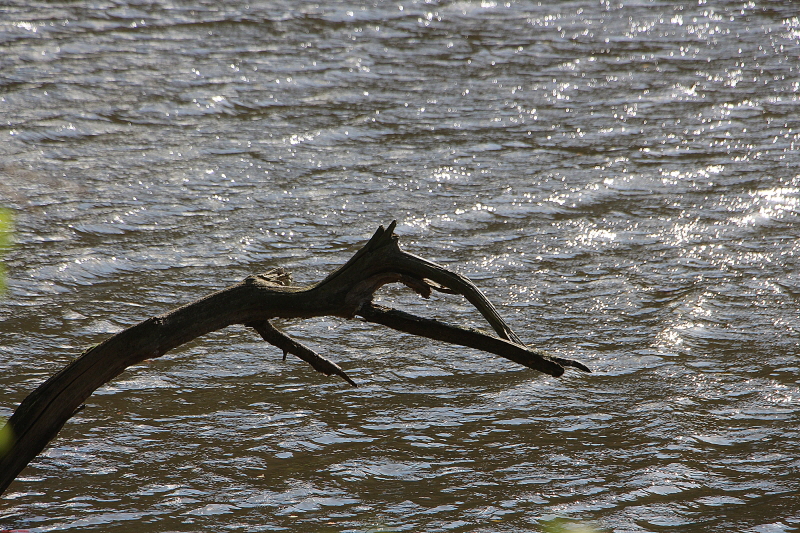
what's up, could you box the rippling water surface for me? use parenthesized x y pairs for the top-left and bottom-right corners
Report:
(1, 1), (799, 531)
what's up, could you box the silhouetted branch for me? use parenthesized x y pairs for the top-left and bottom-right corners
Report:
(0, 221), (588, 496)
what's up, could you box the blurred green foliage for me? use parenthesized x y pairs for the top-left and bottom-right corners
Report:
(0, 419), (12, 458)
(0, 208), (13, 294)
(541, 517), (605, 533)
(0, 209), (14, 455)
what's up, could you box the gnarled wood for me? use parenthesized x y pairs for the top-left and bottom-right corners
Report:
(0, 221), (588, 495)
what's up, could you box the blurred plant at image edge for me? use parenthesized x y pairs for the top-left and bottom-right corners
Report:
(0, 208), (12, 294)
(541, 517), (605, 533)
(0, 208), (14, 457)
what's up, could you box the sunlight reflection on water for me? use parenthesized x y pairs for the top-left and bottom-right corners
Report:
(1, 0), (800, 532)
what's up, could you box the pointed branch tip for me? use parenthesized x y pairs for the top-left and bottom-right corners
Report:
(250, 320), (357, 387)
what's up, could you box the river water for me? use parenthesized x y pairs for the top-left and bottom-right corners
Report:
(1, 1), (799, 531)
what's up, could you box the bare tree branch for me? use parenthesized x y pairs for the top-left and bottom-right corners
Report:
(249, 319), (358, 387)
(0, 221), (589, 495)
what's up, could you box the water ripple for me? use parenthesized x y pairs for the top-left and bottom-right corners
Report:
(2, 1), (800, 532)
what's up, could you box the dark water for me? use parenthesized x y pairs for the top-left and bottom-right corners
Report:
(1, 0), (799, 531)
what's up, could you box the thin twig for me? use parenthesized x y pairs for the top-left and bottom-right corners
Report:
(248, 320), (357, 387)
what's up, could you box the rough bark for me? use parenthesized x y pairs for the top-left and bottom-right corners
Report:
(0, 221), (588, 495)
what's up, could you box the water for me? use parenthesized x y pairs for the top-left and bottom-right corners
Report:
(1, 0), (799, 531)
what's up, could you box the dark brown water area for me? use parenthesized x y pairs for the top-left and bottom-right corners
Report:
(1, 1), (799, 531)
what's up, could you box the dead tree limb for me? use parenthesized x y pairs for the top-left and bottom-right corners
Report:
(0, 221), (588, 495)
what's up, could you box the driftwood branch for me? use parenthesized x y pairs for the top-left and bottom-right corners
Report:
(0, 221), (588, 495)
